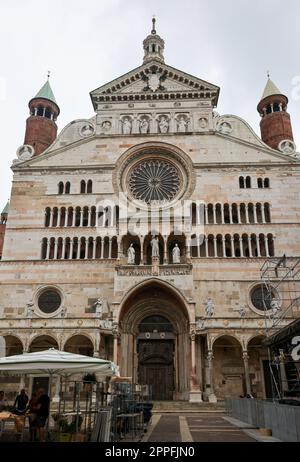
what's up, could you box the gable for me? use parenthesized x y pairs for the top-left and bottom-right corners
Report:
(90, 61), (220, 107)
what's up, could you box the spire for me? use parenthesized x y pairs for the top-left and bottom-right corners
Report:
(261, 77), (282, 101)
(34, 79), (57, 105)
(143, 17), (165, 64)
(1, 200), (9, 215)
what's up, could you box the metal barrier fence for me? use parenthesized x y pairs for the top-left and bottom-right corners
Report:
(226, 398), (300, 442)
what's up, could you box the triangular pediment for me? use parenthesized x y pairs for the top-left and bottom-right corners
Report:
(90, 61), (220, 106)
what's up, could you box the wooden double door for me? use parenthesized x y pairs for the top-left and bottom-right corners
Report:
(138, 339), (174, 400)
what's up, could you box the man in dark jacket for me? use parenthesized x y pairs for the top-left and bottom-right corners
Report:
(35, 388), (50, 442)
(13, 389), (29, 415)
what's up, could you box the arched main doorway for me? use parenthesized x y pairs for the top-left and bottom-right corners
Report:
(138, 315), (175, 400)
(118, 280), (191, 401)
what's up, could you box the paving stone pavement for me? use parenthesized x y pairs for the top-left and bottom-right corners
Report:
(145, 413), (257, 443)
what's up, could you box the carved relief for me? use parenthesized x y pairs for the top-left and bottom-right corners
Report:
(80, 123), (95, 137)
(121, 116), (133, 134)
(157, 115), (169, 133)
(176, 114), (189, 133)
(138, 116), (150, 134)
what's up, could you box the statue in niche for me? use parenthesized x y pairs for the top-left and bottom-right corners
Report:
(17, 145), (34, 161)
(26, 301), (34, 318)
(139, 117), (149, 134)
(158, 116), (169, 134)
(172, 244), (181, 264)
(102, 121), (111, 131)
(238, 306), (246, 318)
(204, 298), (215, 317)
(218, 121), (232, 134)
(270, 299), (280, 318)
(199, 117), (208, 129)
(122, 117), (132, 134)
(94, 298), (104, 319)
(81, 124), (94, 136)
(177, 115), (187, 133)
(150, 236), (160, 258)
(127, 243), (135, 265)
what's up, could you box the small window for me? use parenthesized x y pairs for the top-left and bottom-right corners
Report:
(264, 178), (270, 188)
(38, 289), (62, 314)
(80, 180), (86, 194)
(37, 106), (44, 117)
(245, 176), (251, 188)
(87, 180), (93, 194)
(58, 182), (64, 195)
(239, 177), (245, 188)
(65, 182), (70, 194)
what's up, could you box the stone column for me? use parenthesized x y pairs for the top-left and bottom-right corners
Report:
(189, 332), (202, 402)
(77, 239), (81, 259)
(261, 206), (266, 224)
(140, 236), (144, 264)
(69, 238), (74, 260)
(49, 211), (54, 228)
(62, 238), (66, 260)
(256, 235), (261, 257)
(237, 205), (241, 224)
(245, 205), (250, 224)
(52, 376), (61, 403)
(186, 234), (191, 262)
(222, 237), (226, 257)
(54, 239), (58, 260)
(72, 210), (76, 227)
(100, 238), (104, 259)
(207, 350), (217, 402)
(264, 235), (270, 257)
(80, 211), (84, 227)
(205, 236), (208, 257)
(197, 206), (201, 225)
(204, 205), (208, 224)
(229, 204), (233, 224)
(46, 240), (51, 260)
(230, 236), (235, 257)
(109, 237), (112, 259)
(213, 205), (217, 224)
(92, 238), (96, 260)
(279, 350), (289, 393)
(88, 210), (92, 227)
(213, 237), (217, 257)
(221, 205), (225, 225)
(253, 205), (258, 224)
(242, 351), (252, 396)
(113, 334), (119, 365)
(163, 237), (168, 264)
(19, 375), (25, 392)
(85, 238), (89, 259)
(57, 210), (61, 227)
(248, 235), (253, 257)
(239, 237), (244, 257)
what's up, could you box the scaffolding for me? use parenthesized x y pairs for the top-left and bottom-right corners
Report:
(260, 255), (300, 400)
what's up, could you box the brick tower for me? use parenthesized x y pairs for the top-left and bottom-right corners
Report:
(24, 78), (60, 155)
(257, 78), (294, 150)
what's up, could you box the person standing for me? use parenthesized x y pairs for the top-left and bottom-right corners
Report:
(13, 389), (29, 415)
(35, 388), (50, 442)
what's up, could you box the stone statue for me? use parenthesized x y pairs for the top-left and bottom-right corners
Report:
(177, 116), (187, 133)
(270, 299), (280, 318)
(150, 236), (160, 258)
(196, 318), (205, 330)
(94, 298), (104, 319)
(81, 124), (94, 136)
(205, 299), (215, 317)
(122, 117), (132, 134)
(60, 306), (67, 318)
(127, 243), (135, 265)
(218, 121), (232, 134)
(199, 117), (208, 129)
(172, 244), (181, 264)
(158, 116), (169, 134)
(139, 118), (149, 134)
(238, 306), (246, 318)
(26, 301), (34, 318)
(17, 145), (34, 161)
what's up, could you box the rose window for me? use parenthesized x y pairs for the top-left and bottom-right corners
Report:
(128, 159), (181, 203)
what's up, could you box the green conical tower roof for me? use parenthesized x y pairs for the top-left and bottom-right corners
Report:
(2, 201), (9, 215)
(34, 80), (57, 104)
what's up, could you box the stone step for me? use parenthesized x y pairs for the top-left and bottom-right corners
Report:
(152, 401), (225, 412)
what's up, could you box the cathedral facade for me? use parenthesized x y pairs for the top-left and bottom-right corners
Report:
(1, 22), (300, 402)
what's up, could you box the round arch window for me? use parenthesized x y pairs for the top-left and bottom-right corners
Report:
(250, 284), (277, 311)
(38, 289), (62, 314)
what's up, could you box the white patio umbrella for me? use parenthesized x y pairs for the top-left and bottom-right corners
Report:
(0, 348), (118, 377)
(0, 348), (118, 437)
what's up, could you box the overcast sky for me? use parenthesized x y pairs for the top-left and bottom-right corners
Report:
(1, 0), (300, 212)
